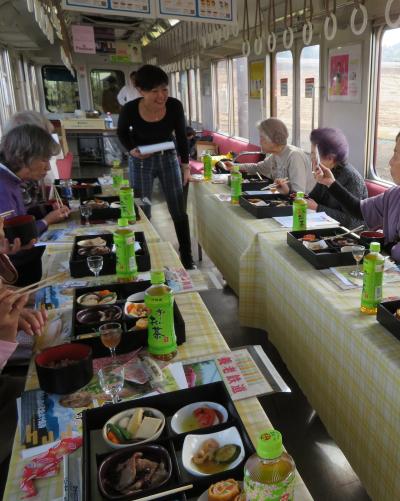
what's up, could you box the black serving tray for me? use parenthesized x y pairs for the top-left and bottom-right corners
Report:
(69, 232), (150, 278)
(71, 280), (186, 357)
(82, 381), (255, 500)
(377, 299), (400, 342)
(228, 172), (271, 191)
(240, 193), (293, 218)
(55, 177), (102, 200)
(287, 227), (365, 269)
(80, 196), (141, 224)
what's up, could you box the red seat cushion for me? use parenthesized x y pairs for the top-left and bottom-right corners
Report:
(365, 180), (388, 197)
(189, 159), (204, 175)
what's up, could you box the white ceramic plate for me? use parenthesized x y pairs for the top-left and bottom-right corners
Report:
(182, 426), (244, 477)
(77, 237), (107, 247)
(124, 301), (148, 319)
(102, 407), (165, 449)
(126, 291), (146, 302)
(171, 401), (228, 434)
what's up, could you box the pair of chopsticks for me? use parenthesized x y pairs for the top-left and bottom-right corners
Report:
(261, 177), (289, 191)
(14, 271), (69, 295)
(53, 185), (63, 209)
(0, 209), (15, 218)
(322, 225), (364, 241)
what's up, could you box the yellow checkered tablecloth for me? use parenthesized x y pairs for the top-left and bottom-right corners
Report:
(3, 237), (312, 500)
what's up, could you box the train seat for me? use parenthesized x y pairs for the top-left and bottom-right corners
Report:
(365, 180), (388, 197)
(56, 151), (73, 179)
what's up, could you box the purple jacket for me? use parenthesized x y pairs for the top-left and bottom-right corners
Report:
(0, 164), (47, 234)
(361, 185), (400, 261)
(0, 339), (17, 372)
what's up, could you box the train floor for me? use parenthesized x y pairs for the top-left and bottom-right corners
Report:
(0, 166), (371, 500)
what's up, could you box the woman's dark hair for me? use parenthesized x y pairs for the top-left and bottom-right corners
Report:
(396, 131), (400, 141)
(310, 127), (349, 164)
(0, 124), (60, 173)
(134, 65), (168, 91)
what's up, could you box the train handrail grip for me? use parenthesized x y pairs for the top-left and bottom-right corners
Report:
(282, 26), (294, 49)
(200, 36), (207, 48)
(267, 32), (277, 52)
(350, 4), (368, 35)
(222, 25), (230, 41)
(254, 37), (263, 55)
(302, 20), (313, 45)
(242, 40), (251, 57)
(231, 24), (240, 37)
(324, 12), (337, 40)
(385, 0), (400, 28)
(185, 57), (191, 70)
(214, 28), (222, 44)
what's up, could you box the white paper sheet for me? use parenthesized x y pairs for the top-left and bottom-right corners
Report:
(273, 211), (339, 228)
(137, 141), (175, 155)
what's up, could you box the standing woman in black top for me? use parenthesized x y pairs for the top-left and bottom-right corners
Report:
(117, 65), (195, 269)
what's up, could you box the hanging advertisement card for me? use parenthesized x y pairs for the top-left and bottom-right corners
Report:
(249, 60), (265, 99)
(328, 44), (362, 102)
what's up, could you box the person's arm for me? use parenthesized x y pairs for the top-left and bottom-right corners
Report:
(286, 152), (309, 192)
(328, 181), (363, 219)
(117, 102), (134, 151)
(238, 155), (273, 176)
(173, 100), (189, 164)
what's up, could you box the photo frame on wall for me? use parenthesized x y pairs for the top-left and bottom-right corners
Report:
(327, 44), (362, 103)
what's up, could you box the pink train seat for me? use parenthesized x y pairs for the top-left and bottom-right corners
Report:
(365, 180), (388, 197)
(56, 152), (73, 180)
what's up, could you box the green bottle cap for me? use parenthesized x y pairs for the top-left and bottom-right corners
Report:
(296, 191), (305, 198)
(112, 160), (121, 167)
(118, 218), (129, 227)
(120, 180), (129, 187)
(232, 165), (240, 173)
(150, 270), (165, 284)
(256, 429), (283, 460)
(370, 242), (381, 252)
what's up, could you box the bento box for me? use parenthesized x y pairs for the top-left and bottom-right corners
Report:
(80, 195), (141, 224)
(239, 193), (293, 218)
(71, 280), (186, 357)
(228, 172), (271, 191)
(377, 299), (400, 342)
(287, 227), (366, 269)
(82, 381), (254, 500)
(69, 232), (150, 278)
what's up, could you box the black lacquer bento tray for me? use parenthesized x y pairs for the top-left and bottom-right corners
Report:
(287, 227), (366, 269)
(239, 193), (293, 218)
(377, 299), (400, 342)
(71, 280), (186, 357)
(55, 177), (102, 199)
(228, 172), (271, 191)
(69, 232), (150, 278)
(82, 381), (255, 501)
(80, 196), (141, 224)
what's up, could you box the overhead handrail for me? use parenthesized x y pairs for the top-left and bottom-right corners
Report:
(324, 0), (337, 41)
(350, 0), (368, 36)
(267, 0), (277, 52)
(302, 0), (314, 45)
(254, 0), (263, 55)
(385, 0), (400, 28)
(283, 0), (294, 49)
(242, 0), (251, 56)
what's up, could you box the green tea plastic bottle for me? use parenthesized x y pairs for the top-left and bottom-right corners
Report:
(244, 429), (296, 501)
(230, 165), (242, 205)
(203, 151), (212, 181)
(144, 270), (177, 361)
(113, 218), (137, 282)
(111, 159), (123, 189)
(361, 241), (384, 314)
(119, 180), (136, 224)
(292, 191), (307, 231)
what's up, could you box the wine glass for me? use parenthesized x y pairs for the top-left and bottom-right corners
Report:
(350, 245), (366, 278)
(98, 363), (125, 404)
(99, 322), (122, 359)
(87, 255), (103, 282)
(80, 205), (92, 226)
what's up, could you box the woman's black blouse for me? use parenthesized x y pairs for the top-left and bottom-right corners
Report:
(117, 97), (189, 164)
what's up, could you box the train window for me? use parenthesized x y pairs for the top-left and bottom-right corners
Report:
(29, 64), (40, 111)
(232, 57), (248, 139)
(180, 71), (190, 119)
(275, 50), (293, 143)
(299, 45), (320, 151)
(215, 59), (230, 134)
(0, 49), (17, 132)
(42, 66), (80, 113)
(169, 72), (177, 98)
(196, 68), (202, 123)
(374, 28), (400, 182)
(188, 68), (202, 125)
(90, 69), (124, 114)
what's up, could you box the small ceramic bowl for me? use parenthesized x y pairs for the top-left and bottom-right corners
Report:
(76, 305), (122, 325)
(359, 231), (385, 248)
(4, 215), (37, 245)
(182, 426), (244, 477)
(171, 402), (228, 434)
(124, 302), (149, 319)
(102, 407), (166, 449)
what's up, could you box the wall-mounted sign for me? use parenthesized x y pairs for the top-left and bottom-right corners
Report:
(305, 77), (315, 98)
(63, 0), (153, 18)
(71, 25), (96, 54)
(156, 0), (236, 24)
(110, 42), (142, 63)
(249, 61), (265, 99)
(328, 44), (362, 103)
(280, 78), (288, 97)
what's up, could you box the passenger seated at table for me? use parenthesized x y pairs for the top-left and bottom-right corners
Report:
(0, 125), (70, 285)
(224, 117), (315, 193)
(313, 131), (400, 262)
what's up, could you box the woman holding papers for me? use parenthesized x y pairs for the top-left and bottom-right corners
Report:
(117, 64), (195, 269)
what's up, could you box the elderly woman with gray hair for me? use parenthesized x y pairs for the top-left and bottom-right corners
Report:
(225, 117), (315, 193)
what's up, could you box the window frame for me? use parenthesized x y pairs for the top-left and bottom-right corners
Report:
(41, 65), (80, 113)
(89, 68), (125, 113)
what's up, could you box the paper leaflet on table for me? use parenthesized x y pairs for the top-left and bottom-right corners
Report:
(181, 345), (289, 401)
(214, 193), (231, 202)
(273, 211), (339, 228)
(35, 280), (89, 310)
(63, 447), (82, 501)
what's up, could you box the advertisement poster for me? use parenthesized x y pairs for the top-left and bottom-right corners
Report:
(280, 78), (288, 97)
(63, 0), (152, 17)
(305, 77), (315, 98)
(156, 0), (235, 24)
(328, 44), (362, 102)
(71, 25), (96, 54)
(249, 60), (265, 99)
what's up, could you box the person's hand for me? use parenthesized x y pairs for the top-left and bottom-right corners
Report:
(181, 164), (191, 186)
(313, 163), (335, 187)
(18, 307), (48, 336)
(129, 148), (152, 160)
(307, 198), (318, 210)
(223, 161), (234, 171)
(274, 178), (290, 195)
(44, 206), (71, 225)
(0, 288), (29, 343)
